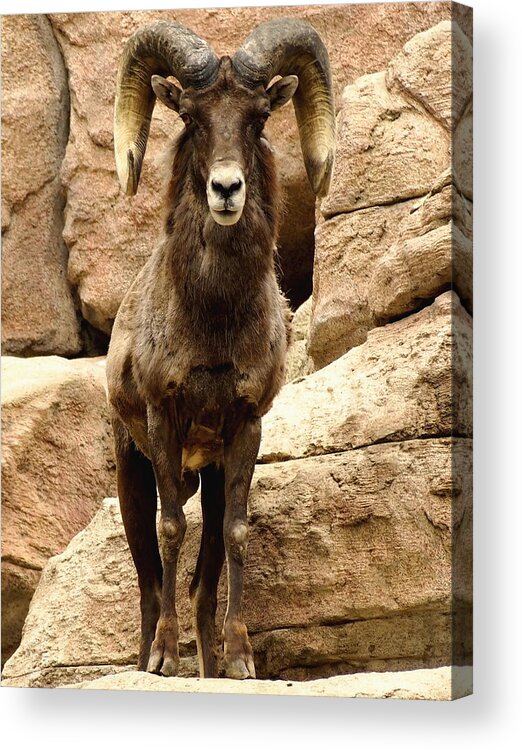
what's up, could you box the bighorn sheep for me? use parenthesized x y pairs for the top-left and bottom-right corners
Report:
(106, 18), (335, 679)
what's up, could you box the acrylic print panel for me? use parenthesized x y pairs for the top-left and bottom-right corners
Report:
(1, 1), (472, 700)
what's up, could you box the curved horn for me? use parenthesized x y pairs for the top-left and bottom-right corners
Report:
(114, 20), (219, 195)
(232, 18), (336, 197)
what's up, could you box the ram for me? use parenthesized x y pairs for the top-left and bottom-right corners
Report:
(106, 18), (335, 680)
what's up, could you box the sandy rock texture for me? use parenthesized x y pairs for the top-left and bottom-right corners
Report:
(262, 292), (472, 462)
(1, 15), (81, 356)
(57, 666), (472, 701)
(311, 20), (473, 369)
(1, 10), (473, 700)
(42, 2), (469, 337)
(2, 434), (471, 687)
(285, 297), (313, 383)
(1, 356), (116, 664)
(2, 290), (471, 687)
(311, 172), (472, 368)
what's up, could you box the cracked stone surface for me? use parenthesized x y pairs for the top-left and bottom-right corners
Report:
(310, 171), (472, 369)
(262, 292), (472, 462)
(311, 19), (472, 369)
(2, 434), (471, 687)
(285, 297), (313, 383)
(45, 3), (469, 332)
(59, 665), (473, 700)
(1, 355), (116, 664)
(1, 14), (81, 356)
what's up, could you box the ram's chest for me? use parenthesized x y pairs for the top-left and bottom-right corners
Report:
(182, 419), (224, 471)
(174, 364), (251, 471)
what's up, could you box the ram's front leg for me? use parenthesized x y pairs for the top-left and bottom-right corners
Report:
(146, 401), (186, 677)
(222, 416), (261, 679)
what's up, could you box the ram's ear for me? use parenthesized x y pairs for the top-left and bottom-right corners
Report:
(151, 75), (182, 111)
(267, 75), (299, 111)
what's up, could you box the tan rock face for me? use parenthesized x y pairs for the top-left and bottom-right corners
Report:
(386, 20), (472, 129)
(1, 356), (116, 663)
(311, 175), (472, 370)
(369, 171), (473, 321)
(310, 200), (415, 368)
(264, 292), (472, 461)
(1, 15), (81, 355)
(62, 666), (472, 701)
(45, 2), (465, 332)
(2, 437), (471, 686)
(311, 19), (473, 369)
(321, 70), (449, 218)
(285, 297), (313, 383)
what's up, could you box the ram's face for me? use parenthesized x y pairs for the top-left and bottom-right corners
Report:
(152, 57), (298, 226)
(182, 63), (268, 226)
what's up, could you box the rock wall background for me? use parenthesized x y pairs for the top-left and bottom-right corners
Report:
(1, 2), (472, 697)
(2, 3), (472, 349)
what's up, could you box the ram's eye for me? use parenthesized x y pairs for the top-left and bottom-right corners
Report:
(180, 112), (192, 126)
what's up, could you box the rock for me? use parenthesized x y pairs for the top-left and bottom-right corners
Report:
(285, 297), (313, 383)
(321, 69), (449, 218)
(311, 169), (472, 369)
(60, 666), (472, 701)
(310, 20), (473, 368)
(3, 436), (471, 686)
(291, 296), (312, 342)
(310, 200), (415, 367)
(369, 172), (472, 321)
(264, 292), (471, 460)
(1, 15), (81, 355)
(1, 356), (116, 663)
(454, 101), (473, 200)
(386, 21), (472, 129)
(320, 19), (473, 217)
(285, 340), (312, 384)
(46, 3), (468, 332)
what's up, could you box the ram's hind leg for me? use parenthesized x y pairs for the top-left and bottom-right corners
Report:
(189, 463), (226, 678)
(113, 415), (162, 671)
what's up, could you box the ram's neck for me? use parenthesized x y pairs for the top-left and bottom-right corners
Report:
(163, 138), (281, 321)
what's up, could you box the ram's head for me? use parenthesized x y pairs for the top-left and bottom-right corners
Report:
(114, 19), (336, 225)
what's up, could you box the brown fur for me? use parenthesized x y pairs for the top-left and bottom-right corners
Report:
(106, 58), (292, 679)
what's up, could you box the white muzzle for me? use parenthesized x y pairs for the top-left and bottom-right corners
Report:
(207, 162), (246, 226)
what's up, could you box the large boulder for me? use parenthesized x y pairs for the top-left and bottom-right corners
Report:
(310, 200), (416, 368)
(321, 20), (471, 219)
(311, 20), (473, 370)
(63, 666), (472, 700)
(310, 172), (472, 369)
(322, 67), (449, 219)
(285, 297), (313, 383)
(46, 3), (469, 331)
(2, 437), (471, 687)
(1, 15), (81, 355)
(368, 171), (472, 321)
(262, 292), (472, 462)
(1, 356), (116, 663)
(3, 290), (471, 686)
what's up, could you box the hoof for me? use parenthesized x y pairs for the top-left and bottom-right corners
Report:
(222, 619), (256, 680)
(146, 632), (179, 676)
(224, 654), (256, 680)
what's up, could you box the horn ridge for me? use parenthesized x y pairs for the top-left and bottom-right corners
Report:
(114, 20), (219, 195)
(232, 18), (336, 197)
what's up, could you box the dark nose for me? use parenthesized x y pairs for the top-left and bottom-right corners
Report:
(211, 178), (242, 199)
